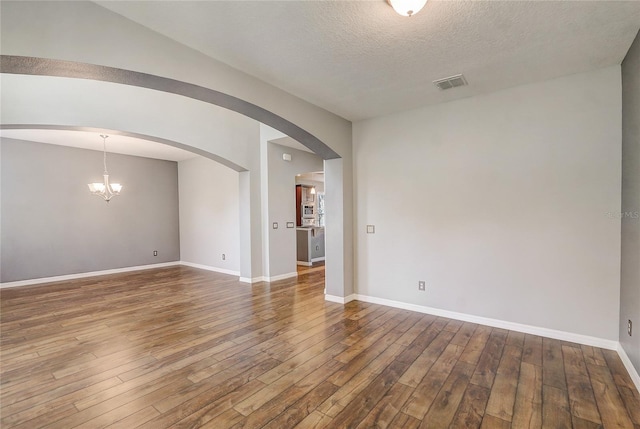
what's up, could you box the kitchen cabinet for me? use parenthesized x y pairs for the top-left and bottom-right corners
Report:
(296, 186), (302, 226)
(296, 184), (314, 203)
(296, 185), (316, 226)
(310, 228), (325, 259)
(296, 227), (325, 264)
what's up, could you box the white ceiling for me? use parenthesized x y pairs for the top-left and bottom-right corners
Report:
(270, 136), (315, 153)
(98, 0), (640, 121)
(0, 129), (198, 162)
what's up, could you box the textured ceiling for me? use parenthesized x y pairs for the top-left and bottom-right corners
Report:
(98, 0), (640, 121)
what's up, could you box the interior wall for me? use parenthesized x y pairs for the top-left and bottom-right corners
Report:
(0, 138), (180, 283)
(178, 157), (240, 274)
(266, 143), (323, 278)
(621, 30), (640, 371)
(1, 0), (353, 295)
(353, 66), (622, 341)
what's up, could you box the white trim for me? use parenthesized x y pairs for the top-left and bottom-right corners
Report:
(297, 261), (313, 266)
(179, 261), (240, 276)
(266, 272), (298, 282)
(325, 294), (346, 304)
(239, 272), (298, 283)
(0, 262), (181, 288)
(324, 294), (356, 304)
(617, 343), (640, 393)
(351, 294), (619, 350)
(239, 277), (265, 284)
(311, 256), (326, 263)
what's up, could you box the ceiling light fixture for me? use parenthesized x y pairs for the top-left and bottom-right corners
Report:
(388, 0), (427, 17)
(88, 135), (123, 202)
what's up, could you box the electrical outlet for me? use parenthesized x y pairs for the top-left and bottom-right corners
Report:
(222, 254), (226, 261)
(153, 250), (158, 256)
(418, 281), (426, 291)
(629, 319), (633, 336)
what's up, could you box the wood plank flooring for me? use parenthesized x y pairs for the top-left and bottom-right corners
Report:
(1, 264), (638, 428)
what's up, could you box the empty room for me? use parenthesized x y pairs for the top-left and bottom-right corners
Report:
(1, 1), (639, 428)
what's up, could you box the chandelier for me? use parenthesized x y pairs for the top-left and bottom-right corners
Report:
(87, 135), (122, 202)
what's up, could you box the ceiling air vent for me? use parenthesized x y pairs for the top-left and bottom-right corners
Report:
(433, 74), (468, 91)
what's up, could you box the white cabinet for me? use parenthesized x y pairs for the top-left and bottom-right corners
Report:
(302, 186), (315, 203)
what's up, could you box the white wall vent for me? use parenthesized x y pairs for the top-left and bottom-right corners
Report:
(433, 74), (468, 90)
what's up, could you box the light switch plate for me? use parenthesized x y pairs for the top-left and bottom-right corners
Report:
(286, 222), (295, 228)
(366, 225), (375, 234)
(273, 222), (278, 229)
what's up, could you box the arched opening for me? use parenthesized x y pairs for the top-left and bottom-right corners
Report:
(1, 56), (350, 299)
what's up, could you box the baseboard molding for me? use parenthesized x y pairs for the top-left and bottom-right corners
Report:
(297, 261), (313, 267)
(239, 272), (298, 284)
(3, 258), (301, 288)
(0, 262), (181, 288)
(617, 343), (640, 392)
(267, 272), (298, 282)
(351, 294), (619, 351)
(311, 257), (326, 263)
(179, 261), (240, 277)
(324, 294), (356, 304)
(239, 276), (265, 284)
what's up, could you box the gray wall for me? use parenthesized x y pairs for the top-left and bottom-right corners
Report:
(621, 31), (640, 372)
(1, 139), (180, 282)
(178, 157), (240, 273)
(353, 66), (622, 341)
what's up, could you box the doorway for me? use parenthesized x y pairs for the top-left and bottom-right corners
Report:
(295, 171), (326, 282)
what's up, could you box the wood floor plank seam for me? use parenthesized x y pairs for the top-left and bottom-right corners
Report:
(2, 264), (638, 429)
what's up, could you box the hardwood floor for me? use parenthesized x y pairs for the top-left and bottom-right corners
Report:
(1, 265), (638, 428)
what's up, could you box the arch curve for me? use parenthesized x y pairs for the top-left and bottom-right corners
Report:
(0, 124), (246, 172)
(0, 55), (340, 160)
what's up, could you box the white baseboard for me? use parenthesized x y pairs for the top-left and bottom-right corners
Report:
(311, 257), (326, 263)
(3, 262), (298, 287)
(324, 294), (356, 304)
(239, 272), (298, 284)
(297, 261), (313, 266)
(267, 272), (298, 282)
(325, 294), (346, 304)
(348, 294), (619, 351)
(179, 261), (240, 276)
(617, 343), (640, 393)
(0, 262), (181, 288)
(239, 276), (265, 284)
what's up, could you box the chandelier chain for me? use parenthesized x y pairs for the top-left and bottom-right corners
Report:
(101, 135), (109, 174)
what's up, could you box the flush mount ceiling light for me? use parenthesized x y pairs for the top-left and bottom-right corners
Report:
(388, 0), (427, 17)
(88, 134), (123, 202)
